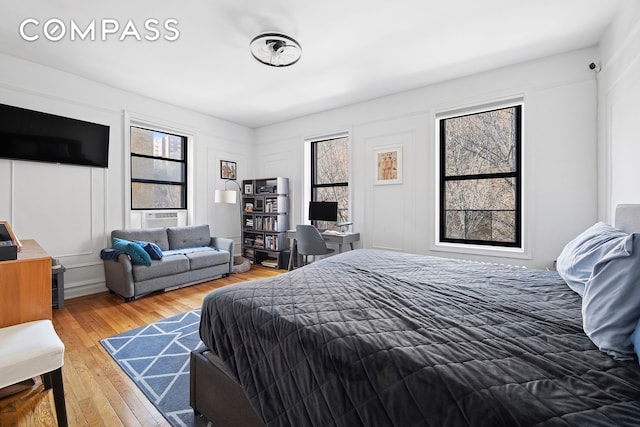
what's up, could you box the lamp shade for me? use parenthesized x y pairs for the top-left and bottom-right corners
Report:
(214, 189), (237, 204)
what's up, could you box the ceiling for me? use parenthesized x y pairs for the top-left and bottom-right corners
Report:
(0, 0), (621, 128)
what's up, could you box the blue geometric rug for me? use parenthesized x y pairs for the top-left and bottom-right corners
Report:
(100, 310), (211, 427)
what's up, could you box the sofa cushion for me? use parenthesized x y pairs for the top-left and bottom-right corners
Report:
(112, 228), (170, 251)
(167, 224), (211, 250)
(132, 254), (190, 282)
(187, 249), (230, 270)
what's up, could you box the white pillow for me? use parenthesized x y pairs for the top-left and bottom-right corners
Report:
(556, 222), (627, 297)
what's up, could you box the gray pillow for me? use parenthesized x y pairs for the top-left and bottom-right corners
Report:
(556, 222), (628, 296)
(582, 233), (640, 360)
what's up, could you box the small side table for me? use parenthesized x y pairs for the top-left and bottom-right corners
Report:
(52, 263), (65, 309)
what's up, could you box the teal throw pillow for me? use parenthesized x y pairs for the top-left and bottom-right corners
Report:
(112, 237), (152, 266)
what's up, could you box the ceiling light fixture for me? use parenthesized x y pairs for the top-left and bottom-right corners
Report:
(250, 33), (302, 67)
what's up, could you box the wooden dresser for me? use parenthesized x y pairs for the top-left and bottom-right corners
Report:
(0, 240), (52, 328)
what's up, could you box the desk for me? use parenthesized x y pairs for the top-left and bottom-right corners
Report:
(286, 230), (360, 270)
(0, 240), (52, 328)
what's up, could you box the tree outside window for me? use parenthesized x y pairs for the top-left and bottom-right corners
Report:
(311, 136), (349, 230)
(439, 104), (522, 247)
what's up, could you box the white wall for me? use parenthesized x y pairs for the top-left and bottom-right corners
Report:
(4, 21), (632, 297)
(255, 48), (600, 269)
(597, 0), (640, 221)
(0, 53), (253, 298)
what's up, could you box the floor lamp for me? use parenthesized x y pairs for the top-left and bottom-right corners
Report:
(214, 179), (244, 240)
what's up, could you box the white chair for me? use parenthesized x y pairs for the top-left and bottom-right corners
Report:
(295, 224), (335, 266)
(0, 320), (67, 426)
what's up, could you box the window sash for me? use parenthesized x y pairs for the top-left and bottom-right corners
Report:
(439, 104), (522, 247)
(130, 126), (187, 210)
(310, 136), (350, 227)
(131, 182), (185, 210)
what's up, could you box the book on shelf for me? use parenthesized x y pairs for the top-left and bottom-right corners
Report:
(261, 216), (278, 231)
(265, 199), (278, 213)
(258, 186), (276, 194)
(260, 258), (279, 268)
(265, 235), (279, 250)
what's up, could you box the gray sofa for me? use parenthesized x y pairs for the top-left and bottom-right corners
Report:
(103, 224), (234, 302)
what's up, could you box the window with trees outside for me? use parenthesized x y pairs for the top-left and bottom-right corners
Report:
(130, 126), (187, 210)
(439, 104), (522, 247)
(310, 136), (350, 230)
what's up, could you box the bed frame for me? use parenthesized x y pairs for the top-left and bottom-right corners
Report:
(190, 348), (264, 426)
(190, 204), (640, 426)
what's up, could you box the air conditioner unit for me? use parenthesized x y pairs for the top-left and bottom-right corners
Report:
(142, 212), (179, 228)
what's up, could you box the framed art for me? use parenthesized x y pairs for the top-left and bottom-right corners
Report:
(244, 183), (253, 194)
(220, 160), (237, 180)
(374, 146), (403, 185)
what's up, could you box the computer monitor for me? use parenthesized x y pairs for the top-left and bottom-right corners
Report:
(308, 201), (338, 222)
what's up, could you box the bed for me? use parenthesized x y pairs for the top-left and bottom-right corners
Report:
(190, 205), (640, 426)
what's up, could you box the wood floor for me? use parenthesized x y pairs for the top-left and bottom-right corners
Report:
(0, 266), (283, 426)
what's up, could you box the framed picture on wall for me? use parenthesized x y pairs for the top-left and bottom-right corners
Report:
(244, 183), (253, 194)
(220, 160), (237, 180)
(374, 146), (403, 185)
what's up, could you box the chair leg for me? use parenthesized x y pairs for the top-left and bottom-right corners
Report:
(50, 368), (68, 427)
(43, 371), (52, 390)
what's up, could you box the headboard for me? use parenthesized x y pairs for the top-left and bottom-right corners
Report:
(615, 204), (640, 233)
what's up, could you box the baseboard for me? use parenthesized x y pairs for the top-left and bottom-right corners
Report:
(63, 282), (108, 300)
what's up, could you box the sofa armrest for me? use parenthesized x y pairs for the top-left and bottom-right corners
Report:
(210, 237), (235, 273)
(103, 253), (136, 299)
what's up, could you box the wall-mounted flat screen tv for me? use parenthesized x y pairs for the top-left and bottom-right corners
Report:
(309, 201), (338, 222)
(0, 103), (110, 168)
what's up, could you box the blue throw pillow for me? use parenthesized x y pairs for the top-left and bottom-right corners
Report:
(556, 222), (628, 297)
(134, 240), (163, 260)
(582, 233), (640, 360)
(112, 237), (152, 266)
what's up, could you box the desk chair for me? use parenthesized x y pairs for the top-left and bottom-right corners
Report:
(295, 225), (335, 266)
(0, 320), (67, 427)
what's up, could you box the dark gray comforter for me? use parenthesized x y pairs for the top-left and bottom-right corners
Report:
(199, 249), (640, 426)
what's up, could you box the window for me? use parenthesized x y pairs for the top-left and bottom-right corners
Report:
(439, 104), (522, 247)
(130, 126), (187, 210)
(310, 136), (350, 229)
